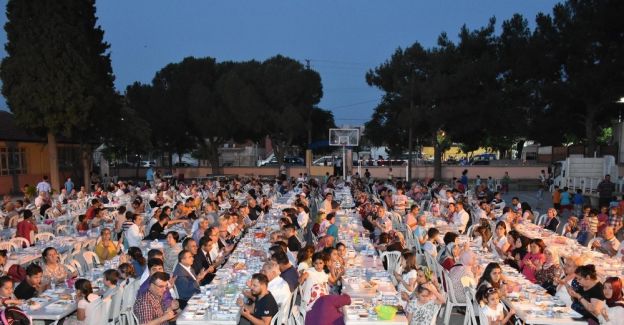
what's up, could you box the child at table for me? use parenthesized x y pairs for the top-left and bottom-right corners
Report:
(477, 286), (515, 325)
(430, 197), (440, 217)
(405, 283), (445, 325)
(300, 252), (329, 311)
(0, 276), (22, 307)
(65, 279), (100, 325)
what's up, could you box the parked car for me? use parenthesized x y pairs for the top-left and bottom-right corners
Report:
(173, 162), (193, 167)
(260, 156), (304, 166)
(140, 160), (156, 167)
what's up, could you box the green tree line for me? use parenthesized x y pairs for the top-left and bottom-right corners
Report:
(1, 0), (334, 191)
(365, 0), (624, 179)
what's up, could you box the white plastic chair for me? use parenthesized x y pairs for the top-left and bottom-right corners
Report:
(536, 214), (548, 226)
(404, 229), (416, 250)
(9, 237), (29, 248)
(82, 251), (101, 270)
(463, 287), (479, 325)
(441, 269), (468, 325)
(120, 279), (141, 325)
(55, 225), (71, 236)
(0, 241), (18, 252)
(34, 232), (55, 243)
(85, 296), (112, 324)
(108, 286), (125, 324)
(380, 251), (401, 275)
(68, 259), (84, 276)
(466, 224), (478, 238)
(424, 252), (443, 284)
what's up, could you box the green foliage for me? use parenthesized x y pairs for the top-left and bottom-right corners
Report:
(1, 0), (118, 138)
(365, 0), (624, 163)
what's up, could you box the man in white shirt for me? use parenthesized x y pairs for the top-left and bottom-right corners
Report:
(126, 213), (144, 248)
(260, 261), (290, 307)
(453, 202), (470, 234)
(36, 176), (51, 195)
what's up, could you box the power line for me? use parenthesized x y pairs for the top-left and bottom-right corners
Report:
(327, 98), (380, 110)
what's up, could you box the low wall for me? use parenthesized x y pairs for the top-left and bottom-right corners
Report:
(110, 166), (335, 180)
(354, 165), (548, 181)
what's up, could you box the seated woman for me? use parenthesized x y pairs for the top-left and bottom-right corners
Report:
(555, 256), (585, 307)
(94, 228), (120, 262)
(504, 233), (529, 271)
(449, 251), (480, 303)
(567, 264), (605, 323)
(118, 263), (137, 286)
(477, 263), (507, 298)
(41, 247), (76, 285)
(473, 225), (492, 250)
(439, 242), (461, 271)
(394, 252), (418, 306)
(490, 221), (511, 258)
(127, 247), (146, 277)
(534, 247), (561, 295)
(519, 238), (546, 283)
(563, 216), (580, 239)
(596, 277), (624, 325)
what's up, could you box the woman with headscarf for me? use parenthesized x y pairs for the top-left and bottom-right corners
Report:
(439, 242), (461, 271)
(449, 251), (481, 303)
(535, 247), (561, 295)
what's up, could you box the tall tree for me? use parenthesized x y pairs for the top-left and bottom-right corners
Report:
(1, 0), (118, 191)
(535, 0), (624, 154)
(259, 55), (323, 164)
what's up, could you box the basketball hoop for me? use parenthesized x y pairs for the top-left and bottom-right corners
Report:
(329, 129), (360, 178)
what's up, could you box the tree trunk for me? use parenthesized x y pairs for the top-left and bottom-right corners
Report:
(47, 132), (61, 193)
(407, 126), (413, 181)
(81, 145), (92, 192)
(585, 106), (597, 157)
(515, 140), (525, 160)
(433, 135), (442, 180)
(208, 142), (221, 175)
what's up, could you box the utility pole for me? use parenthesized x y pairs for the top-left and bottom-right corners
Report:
(305, 59), (310, 70)
(407, 71), (415, 182)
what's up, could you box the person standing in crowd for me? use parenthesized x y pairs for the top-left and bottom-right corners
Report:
(598, 175), (616, 209)
(36, 175), (51, 196)
(146, 166), (155, 188)
(64, 177), (74, 195)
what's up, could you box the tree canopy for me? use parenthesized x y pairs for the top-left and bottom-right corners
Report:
(364, 0), (624, 178)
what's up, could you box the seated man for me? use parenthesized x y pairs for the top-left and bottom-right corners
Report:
(592, 226), (620, 257)
(283, 224), (301, 253)
(134, 272), (177, 325)
(173, 250), (210, 310)
(236, 273), (279, 325)
(137, 258), (174, 309)
(14, 264), (47, 300)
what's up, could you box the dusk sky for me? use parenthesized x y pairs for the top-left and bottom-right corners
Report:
(0, 0), (561, 125)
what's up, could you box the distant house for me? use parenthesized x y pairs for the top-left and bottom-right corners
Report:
(0, 111), (82, 195)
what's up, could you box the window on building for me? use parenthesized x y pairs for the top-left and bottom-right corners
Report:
(0, 147), (27, 176)
(58, 146), (81, 171)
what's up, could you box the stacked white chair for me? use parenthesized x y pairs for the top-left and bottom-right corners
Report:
(34, 232), (55, 243)
(85, 297), (112, 324)
(9, 237), (29, 248)
(0, 241), (18, 252)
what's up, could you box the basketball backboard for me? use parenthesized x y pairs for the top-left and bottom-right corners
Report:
(329, 128), (359, 146)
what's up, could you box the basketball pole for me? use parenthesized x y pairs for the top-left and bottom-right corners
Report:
(342, 144), (346, 180)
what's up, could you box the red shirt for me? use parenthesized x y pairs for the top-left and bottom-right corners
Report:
(16, 220), (37, 246)
(598, 213), (609, 234)
(85, 206), (96, 220)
